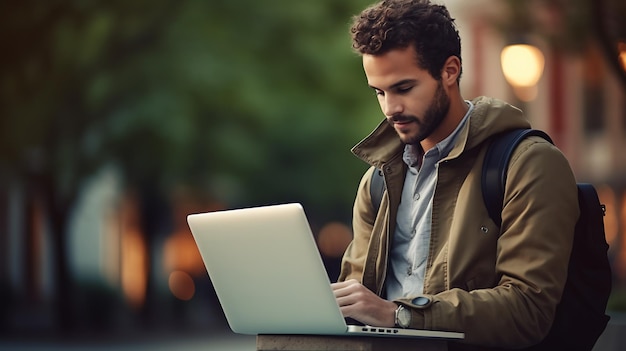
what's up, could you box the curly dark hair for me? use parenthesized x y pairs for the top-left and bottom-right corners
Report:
(350, 0), (462, 81)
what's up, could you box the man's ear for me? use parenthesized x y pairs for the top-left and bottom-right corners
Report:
(441, 56), (461, 86)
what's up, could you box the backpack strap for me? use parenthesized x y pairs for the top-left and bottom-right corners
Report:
(482, 129), (553, 227)
(370, 168), (385, 213)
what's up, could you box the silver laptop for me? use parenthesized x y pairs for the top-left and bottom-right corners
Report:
(187, 203), (464, 340)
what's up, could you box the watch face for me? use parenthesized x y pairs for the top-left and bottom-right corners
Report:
(398, 306), (411, 327)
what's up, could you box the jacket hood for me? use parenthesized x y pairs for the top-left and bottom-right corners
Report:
(351, 96), (532, 167)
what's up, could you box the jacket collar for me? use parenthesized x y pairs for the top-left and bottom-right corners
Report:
(351, 96), (532, 167)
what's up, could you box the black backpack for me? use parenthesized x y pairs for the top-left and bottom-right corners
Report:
(369, 128), (612, 350)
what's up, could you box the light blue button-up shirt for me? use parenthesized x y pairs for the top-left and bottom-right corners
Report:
(386, 101), (474, 300)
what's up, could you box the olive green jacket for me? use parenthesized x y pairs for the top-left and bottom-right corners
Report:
(339, 97), (579, 349)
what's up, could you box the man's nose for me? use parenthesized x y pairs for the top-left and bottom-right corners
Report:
(382, 95), (403, 117)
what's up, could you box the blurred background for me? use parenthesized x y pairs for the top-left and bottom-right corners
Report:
(1, 0), (625, 350)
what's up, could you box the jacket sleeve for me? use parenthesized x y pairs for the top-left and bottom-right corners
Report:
(397, 138), (579, 348)
(338, 166), (378, 283)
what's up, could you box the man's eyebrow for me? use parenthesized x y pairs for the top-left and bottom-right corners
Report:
(368, 79), (417, 90)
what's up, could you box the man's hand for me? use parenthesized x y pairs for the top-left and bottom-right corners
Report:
(331, 279), (398, 327)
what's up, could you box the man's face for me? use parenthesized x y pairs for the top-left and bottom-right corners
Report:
(363, 46), (450, 145)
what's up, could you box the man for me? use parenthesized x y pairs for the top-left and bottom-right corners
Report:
(331, 0), (579, 349)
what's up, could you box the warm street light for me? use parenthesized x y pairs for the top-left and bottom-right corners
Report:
(500, 44), (545, 101)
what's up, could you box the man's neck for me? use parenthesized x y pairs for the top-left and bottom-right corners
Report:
(420, 94), (468, 152)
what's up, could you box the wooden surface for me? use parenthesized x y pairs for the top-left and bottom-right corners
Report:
(256, 334), (448, 351)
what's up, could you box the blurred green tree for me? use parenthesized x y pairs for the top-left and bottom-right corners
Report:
(0, 0), (380, 329)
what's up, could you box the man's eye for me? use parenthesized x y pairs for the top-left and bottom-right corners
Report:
(374, 90), (384, 96)
(397, 86), (412, 94)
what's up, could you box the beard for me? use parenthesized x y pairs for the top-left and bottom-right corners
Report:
(388, 80), (450, 145)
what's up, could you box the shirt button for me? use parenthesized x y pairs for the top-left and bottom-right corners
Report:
(413, 193), (420, 201)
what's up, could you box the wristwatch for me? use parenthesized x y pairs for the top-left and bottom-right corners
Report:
(394, 304), (411, 328)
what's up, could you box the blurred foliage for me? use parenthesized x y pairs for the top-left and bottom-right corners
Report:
(1, 2), (382, 328)
(608, 288), (626, 312)
(0, 0), (382, 222)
